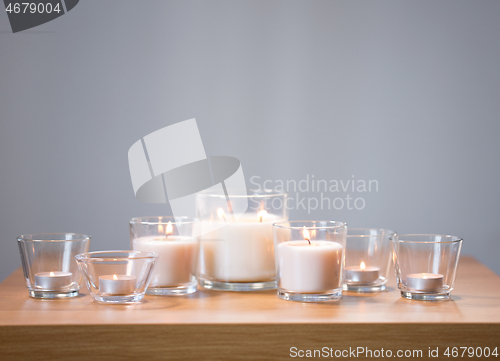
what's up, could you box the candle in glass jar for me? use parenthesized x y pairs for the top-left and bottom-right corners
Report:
(133, 236), (197, 287)
(406, 273), (444, 291)
(132, 221), (198, 287)
(99, 274), (136, 294)
(344, 262), (380, 283)
(34, 271), (72, 289)
(277, 228), (343, 293)
(199, 210), (282, 282)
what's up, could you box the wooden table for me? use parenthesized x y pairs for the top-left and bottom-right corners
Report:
(0, 256), (499, 360)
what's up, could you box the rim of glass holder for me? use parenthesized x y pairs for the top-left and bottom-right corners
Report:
(196, 188), (287, 199)
(17, 233), (91, 242)
(75, 250), (158, 262)
(348, 228), (396, 237)
(129, 216), (198, 226)
(273, 220), (347, 230)
(391, 234), (463, 244)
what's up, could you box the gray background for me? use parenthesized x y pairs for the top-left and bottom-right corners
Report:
(1, 0), (499, 282)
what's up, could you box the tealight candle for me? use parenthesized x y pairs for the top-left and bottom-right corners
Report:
(277, 228), (343, 293)
(406, 273), (444, 291)
(34, 271), (72, 289)
(344, 262), (380, 283)
(99, 274), (136, 295)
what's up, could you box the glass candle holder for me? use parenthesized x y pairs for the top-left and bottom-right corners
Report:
(343, 228), (395, 293)
(75, 251), (158, 304)
(130, 217), (200, 295)
(17, 233), (90, 299)
(392, 234), (463, 301)
(196, 189), (288, 291)
(273, 221), (346, 302)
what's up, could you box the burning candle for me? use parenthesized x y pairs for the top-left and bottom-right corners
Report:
(344, 262), (380, 283)
(199, 208), (281, 283)
(99, 274), (136, 295)
(277, 228), (343, 293)
(406, 273), (444, 291)
(34, 271), (72, 289)
(132, 221), (198, 287)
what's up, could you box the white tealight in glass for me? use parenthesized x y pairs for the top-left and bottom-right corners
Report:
(392, 234), (463, 301)
(343, 229), (394, 293)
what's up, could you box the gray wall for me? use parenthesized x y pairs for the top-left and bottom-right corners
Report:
(1, 0), (499, 281)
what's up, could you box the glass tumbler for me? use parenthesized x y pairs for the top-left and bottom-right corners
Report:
(392, 234), (463, 301)
(130, 216), (200, 295)
(75, 250), (158, 304)
(343, 228), (395, 292)
(17, 233), (90, 299)
(196, 189), (288, 291)
(273, 221), (346, 302)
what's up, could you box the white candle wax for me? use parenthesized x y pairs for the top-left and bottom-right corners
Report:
(133, 236), (198, 287)
(34, 271), (72, 289)
(277, 240), (343, 293)
(406, 273), (444, 291)
(344, 263), (380, 283)
(99, 275), (136, 294)
(199, 213), (282, 282)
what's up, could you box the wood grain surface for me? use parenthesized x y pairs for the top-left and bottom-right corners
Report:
(0, 256), (499, 360)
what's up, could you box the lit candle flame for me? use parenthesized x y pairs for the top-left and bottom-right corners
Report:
(303, 227), (311, 245)
(158, 224), (164, 234)
(360, 262), (366, 270)
(258, 210), (267, 223)
(423, 276), (427, 279)
(166, 221), (173, 236)
(50, 272), (55, 277)
(217, 208), (227, 222)
(113, 274), (118, 280)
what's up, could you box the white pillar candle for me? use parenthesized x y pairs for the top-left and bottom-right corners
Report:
(34, 271), (72, 289)
(406, 273), (444, 291)
(277, 240), (343, 293)
(133, 236), (198, 287)
(344, 262), (380, 283)
(99, 274), (136, 294)
(200, 212), (282, 282)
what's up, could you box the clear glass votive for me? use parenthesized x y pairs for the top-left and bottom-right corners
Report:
(343, 228), (395, 293)
(130, 217), (200, 295)
(17, 233), (90, 299)
(273, 221), (346, 302)
(75, 251), (158, 304)
(392, 234), (463, 301)
(196, 189), (288, 291)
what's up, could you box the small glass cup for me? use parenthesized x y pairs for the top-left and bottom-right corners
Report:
(196, 189), (288, 291)
(392, 234), (463, 301)
(343, 228), (395, 292)
(17, 233), (90, 299)
(75, 250), (158, 304)
(130, 217), (200, 295)
(273, 221), (346, 302)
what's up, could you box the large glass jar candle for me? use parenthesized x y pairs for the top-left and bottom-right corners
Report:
(196, 189), (287, 291)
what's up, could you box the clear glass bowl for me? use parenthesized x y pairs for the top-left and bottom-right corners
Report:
(75, 250), (158, 304)
(343, 228), (395, 292)
(130, 217), (200, 295)
(273, 221), (346, 302)
(17, 233), (90, 299)
(196, 189), (288, 291)
(392, 234), (463, 301)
